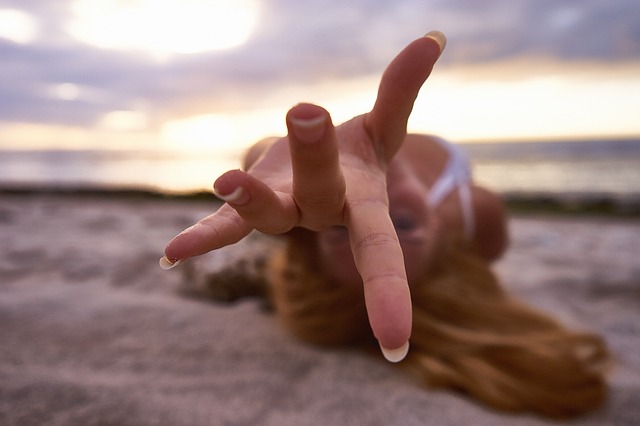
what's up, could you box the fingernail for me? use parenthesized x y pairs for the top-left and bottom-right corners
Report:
(213, 185), (248, 205)
(380, 341), (410, 363)
(289, 115), (326, 144)
(424, 30), (447, 53)
(159, 256), (182, 270)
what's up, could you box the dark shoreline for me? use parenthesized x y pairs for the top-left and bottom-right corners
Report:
(501, 191), (640, 217)
(2, 184), (639, 217)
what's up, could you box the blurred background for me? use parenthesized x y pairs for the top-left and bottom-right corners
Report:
(0, 0), (639, 201)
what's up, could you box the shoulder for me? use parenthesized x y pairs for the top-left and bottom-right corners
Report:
(470, 185), (509, 261)
(398, 134), (450, 177)
(403, 133), (447, 150)
(401, 134), (464, 167)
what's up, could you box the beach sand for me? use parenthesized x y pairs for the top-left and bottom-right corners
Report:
(1, 192), (639, 425)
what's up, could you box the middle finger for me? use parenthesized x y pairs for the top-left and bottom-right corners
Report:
(287, 103), (346, 230)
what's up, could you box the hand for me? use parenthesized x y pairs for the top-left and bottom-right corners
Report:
(161, 31), (446, 360)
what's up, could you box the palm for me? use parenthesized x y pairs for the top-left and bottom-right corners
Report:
(245, 114), (387, 232)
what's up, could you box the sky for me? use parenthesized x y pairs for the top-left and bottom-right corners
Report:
(1, 0), (639, 154)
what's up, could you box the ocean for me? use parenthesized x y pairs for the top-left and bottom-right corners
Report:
(463, 138), (640, 197)
(1, 138), (639, 209)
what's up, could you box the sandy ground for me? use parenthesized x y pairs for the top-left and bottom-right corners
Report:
(1, 193), (639, 426)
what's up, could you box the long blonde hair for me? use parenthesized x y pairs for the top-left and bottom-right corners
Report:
(267, 229), (610, 418)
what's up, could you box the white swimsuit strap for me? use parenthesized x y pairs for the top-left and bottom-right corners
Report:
(426, 139), (475, 240)
(458, 182), (475, 240)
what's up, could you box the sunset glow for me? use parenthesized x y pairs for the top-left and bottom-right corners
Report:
(157, 64), (640, 150)
(160, 108), (291, 153)
(67, 0), (260, 57)
(161, 114), (235, 152)
(411, 62), (640, 141)
(1, 0), (638, 159)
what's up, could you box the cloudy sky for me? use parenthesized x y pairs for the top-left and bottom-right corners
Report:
(1, 0), (639, 153)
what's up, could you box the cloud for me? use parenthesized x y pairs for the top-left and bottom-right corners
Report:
(0, 0), (638, 133)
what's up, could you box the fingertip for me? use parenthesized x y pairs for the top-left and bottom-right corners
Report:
(287, 103), (331, 145)
(373, 314), (412, 357)
(213, 185), (249, 205)
(365, 277), (413, 355)
(288, 115), (326, 144)
(424, 30), (447, 54)
(287, 103), (328, 121)
(159, 255), (182, 270)
(380, 340), (410, 363)
(214, 170), (251, 205)
(161, 229), (191, 265)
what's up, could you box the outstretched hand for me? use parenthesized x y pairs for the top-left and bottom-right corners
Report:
(161, 32), (446, 361)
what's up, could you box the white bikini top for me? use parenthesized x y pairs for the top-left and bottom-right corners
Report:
(426, 138), (475, 240)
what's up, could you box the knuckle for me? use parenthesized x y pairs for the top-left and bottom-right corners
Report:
(295, 190), (345, 231)
(352, 231), (398, 253)
(296, 190), (345, 211)
(362, 272), (406, 289)
(247, 212), (295, 235)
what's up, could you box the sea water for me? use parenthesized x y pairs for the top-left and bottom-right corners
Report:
(464, 138), (640, 198)
(1, 138), (639, 201)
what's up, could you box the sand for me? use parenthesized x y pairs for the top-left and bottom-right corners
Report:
(1, 192), (639, 426)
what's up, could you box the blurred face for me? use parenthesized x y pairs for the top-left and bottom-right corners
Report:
(317, 164), (441, 288)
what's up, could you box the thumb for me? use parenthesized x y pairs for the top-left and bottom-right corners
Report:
(366, 31), (446, 160)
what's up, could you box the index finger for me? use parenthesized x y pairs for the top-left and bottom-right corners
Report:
(346, 199), (412, 361)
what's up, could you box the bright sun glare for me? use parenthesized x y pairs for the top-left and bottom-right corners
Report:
(67, 0), (260, 56)
(161, 114), (235, 152)
(0, 9), (38, 44)
(160, 109), (289, 153)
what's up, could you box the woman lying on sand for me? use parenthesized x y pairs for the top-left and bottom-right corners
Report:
(160, 32), (610, 418)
